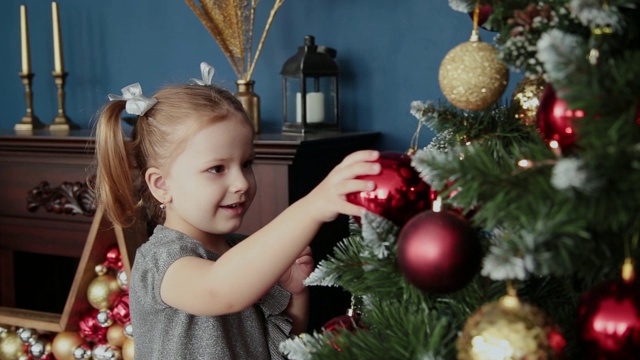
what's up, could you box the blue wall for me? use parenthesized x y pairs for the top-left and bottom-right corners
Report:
(0, 0), (519, 151)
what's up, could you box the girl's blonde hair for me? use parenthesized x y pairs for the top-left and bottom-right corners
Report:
(94, 84), (252, 228)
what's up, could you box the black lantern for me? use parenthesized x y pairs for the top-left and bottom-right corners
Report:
(281, 35), (340, 134)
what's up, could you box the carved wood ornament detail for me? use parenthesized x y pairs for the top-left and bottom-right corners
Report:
(26, 180), (96, 217)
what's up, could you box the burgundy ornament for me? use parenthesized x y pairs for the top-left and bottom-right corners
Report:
(346, 151), (431, 227)
(577, 277), (640, 359)
(468, 3), (494, 31)
(537, 84), (585, 153)
(323, 314), (358, 333)
(322, 309), (363, 351)
(397, 210), (482, 293)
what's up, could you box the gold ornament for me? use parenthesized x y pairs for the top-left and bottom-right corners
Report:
(107, 324), (127, 348)
(457, 293), (565, 360)
(0, 329), (25, 360)
(511, 76), (546, 125)
(51, 331), (84, 360)
(87, 274), (122, 309)
(122, 337), (135, 360)
(439, 36), (509, 111)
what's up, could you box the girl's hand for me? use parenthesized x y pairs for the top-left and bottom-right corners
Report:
(306, 149), (380, 223)
(279, 246), (314, 294)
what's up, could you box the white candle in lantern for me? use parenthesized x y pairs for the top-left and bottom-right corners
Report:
(296, 92), (325, 123)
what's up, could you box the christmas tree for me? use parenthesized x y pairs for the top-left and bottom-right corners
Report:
(280, 0), (640, 359)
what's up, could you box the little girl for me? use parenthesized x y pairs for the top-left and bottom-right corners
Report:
(93, 63), (380, 359)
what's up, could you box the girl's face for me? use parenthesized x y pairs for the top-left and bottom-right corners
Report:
(162, 114), (256, 242)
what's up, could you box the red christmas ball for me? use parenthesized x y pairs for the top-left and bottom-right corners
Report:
(105, 246), (123, 270)
(323, 313), (360, 334)
(346, 151), (431, 227)
(577, 278), (640, 359)
(397, 210), (481, 293)
(322, 310), (363, 351)
(468, 3), (494, 31)
(112, 292), (131, 325)
(537, 84), (585, 153)
(78, 309), (108, 343)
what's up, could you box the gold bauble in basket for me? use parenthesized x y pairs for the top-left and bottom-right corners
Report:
(87, 274), (121, 310)
(0, 329), (25, 360)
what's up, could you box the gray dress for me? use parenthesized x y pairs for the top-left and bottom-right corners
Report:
(129, 225), (292, 359)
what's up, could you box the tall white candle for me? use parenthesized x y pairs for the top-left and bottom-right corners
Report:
(52, 1), (64, 73)
(20, 5), (31, 74)
(296, 92), (325, 123)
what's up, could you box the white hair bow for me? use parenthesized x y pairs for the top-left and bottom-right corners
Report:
(191, 62), (215, 86)
(108, 83), (158, 116)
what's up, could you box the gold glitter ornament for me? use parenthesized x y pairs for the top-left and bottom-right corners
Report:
(457, 293), (566, 360)
(0, 329), (25, 360)
(512, 76), (546, 126)
(87, 274), (122, 310)
(439, 31), (509, 111)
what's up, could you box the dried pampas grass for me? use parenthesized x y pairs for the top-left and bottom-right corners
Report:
(185, 0), (285, 80)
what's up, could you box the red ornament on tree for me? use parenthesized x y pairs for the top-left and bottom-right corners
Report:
(323, 311), (361, 334)
(468, 2), (494, 31)
(577, 261), (640, 359)
(346, 151), (431, 227)
(537, 84), (585, 153)
(397, 210), (482, 293)
(322, 309), (363, 351)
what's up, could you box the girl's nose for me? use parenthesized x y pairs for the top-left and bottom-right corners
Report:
(230, 169), (251, 193)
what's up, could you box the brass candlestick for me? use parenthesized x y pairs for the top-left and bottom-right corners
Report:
(15, 72), (44, 131)
(49, 71), (76, 133)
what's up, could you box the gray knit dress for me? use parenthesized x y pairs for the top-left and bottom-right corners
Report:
(129, 225), (293, 359)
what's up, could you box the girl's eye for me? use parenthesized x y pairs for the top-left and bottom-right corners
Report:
(208, 165), (225, 174)
(243, 159), (254, 169)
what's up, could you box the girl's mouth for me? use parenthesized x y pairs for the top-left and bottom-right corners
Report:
(221, 202), (244, 215)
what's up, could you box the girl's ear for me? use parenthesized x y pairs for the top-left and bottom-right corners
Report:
(145, 167), (169, 203)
